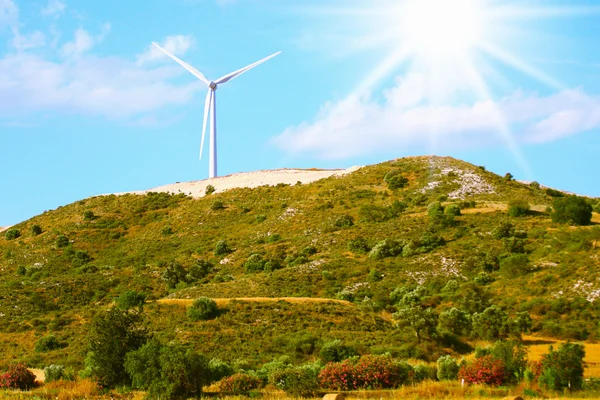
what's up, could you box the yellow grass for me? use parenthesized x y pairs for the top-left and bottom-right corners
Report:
(592, 212), (600, 224)
(524, 335), (600, 378)
(157, 297), (353, 307)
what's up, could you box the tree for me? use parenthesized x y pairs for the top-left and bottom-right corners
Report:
(205, 185), (216, 195)
(393, 306), (438, 342)
(437, 355), (460, 380)
(384, 169), (408, 190)
(319, 340), (357, 363)
(4, 228), (20, 240)
(551, 196), (593, 226)
(472, 305), (509, 340)
(161, 261), (187, 288)
(538, 342), (585, 391)
(30, 225), (42, 235)
(86, 308), (148, 388)
(438, 307), (471, 336)
(116, 290), (146, 310)
(489, 340), (528, 384)
(214, 240), (234, 256)
(125, 339), (210, 399)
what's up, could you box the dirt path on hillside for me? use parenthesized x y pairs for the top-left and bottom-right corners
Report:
(157, 297), (353, 307)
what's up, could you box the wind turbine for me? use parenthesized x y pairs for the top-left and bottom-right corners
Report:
(152, 42), (281, 178)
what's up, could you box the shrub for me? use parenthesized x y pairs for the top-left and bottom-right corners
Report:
(551, 196), (593, 226)
(187, 259), (214, 282)
(71, 250), (92, 268)
(458, 355), (506, 386)
(384, 169), (409, 190)
(538, 342), (585, 391)
(0, 363), (36, 390)
(437, 355), (459, 380)
(359, 204), (394, 223)
(504, 172), (514, 182)
(217, 373), (262, 394)
(5, 228), (21, 240)
(508, 200), (530, 217)
(492, 221), (514, 239)
(500, 254), (531, 276)
(368, 239), (403, 260)
(161, 261), (188, 288)
(319, 354), (404, 390)
(368, 269), (383, 282)
(244, 254), (266, 273)
(334, 214), (355, 228)
(83, 210), (95, 220)
(188, 297), (218, 321)
(30, 225), (42, 235)
(438, 307), (471, 336)
(348, 236), (371, 253)
(472, 306), (509, 340)
(205, 185), (216, 195)
(116, 290), (146, 310)
(208, 358), (233, 383)
(393, 306), (438, 342)
(445, 204), (461, 217)
(211, 200), (225, 211)
(56, 235), (69, 248)
(161, 226), (174, 236)
(412, 364), (437, 382)
(214, 240), (234, 256)
(320, 340), (358, 363)
(300, 245), (318, 256)
(489, 340), (527, 384)
(269, 364), (320, 397)
(474, 272), (495, 285)
(35, 334), (61, 352)
(44, 364), (73, 382)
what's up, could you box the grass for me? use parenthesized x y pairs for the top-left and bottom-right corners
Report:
(524, 335), (600, 378)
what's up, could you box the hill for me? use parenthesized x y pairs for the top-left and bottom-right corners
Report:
(1, 155), (599, 371)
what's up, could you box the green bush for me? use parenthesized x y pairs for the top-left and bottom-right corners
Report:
(217, 373), (262, 394)
(508, 199), (530, 217)
(489, 340), (527, 384)
(44, 364), (73, 382)
(348, 236), (371, 253)
(445, 204), (461, 217)
(187, 259), (214, 282)
(4, 228), (20, 240)
(359, 204), (394, 223)
(500, 254), (531, 276)
(538, 342), (585, 391)
(205, 185), (216, 195)
(492, 221), (514, 240)
(384, 169), (409, 190)
(437, 355), (459, 380)
(214, 240), (234, 256)
(244, 254), (266, 273)
(55, 235), (69, 248)
(83, 210), (95, 220)
(161, 261), (188, 288)
(320, 339), (358, 363)
(187, 297), (218, 321)
(269, 364), (320, 397)
(438, 307), (471, 336)
(368, 239), (403, 260)
(334, 214), (355, 228)
(551, 196), (593, 226)
(116, 290), (146, 310)
(208, 358), (233, 383)
(30, 225), (42, 235)
(211, 200), (225, 211)
(412, 364), (437, 382)
(35, 334), (61, 352)
(472, 305), (509, 340)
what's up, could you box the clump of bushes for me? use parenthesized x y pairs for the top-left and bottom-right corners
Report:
(551, 196), (593, 226)
(437, 355), (459, 380)
(384, 170), (409, 190)
(55, 234), (69, 248)
(214, 240), (234, 256)
(508, 199), (530, 217)
(44, 364), (74, 382)
(116, 290), (146, 310)
(187, 297), (218, 321)
(0, 363), (36, 390)
(348, 236), (371, 253)
(217, 373), (262, 394)
(458, 355), (506, 386)
(319, 340), (357, 363)
(205, 185), (216, 195)
(30, 225), (42, 235)
(538, 342), (585, 391)
(211, 200), (225, 211)
(319, 354), (406, 390)
(334, 214), (354, 228)
(35, 334), (61, 352)
(4, 228), (20, 240)
(269, 363), (320, 397)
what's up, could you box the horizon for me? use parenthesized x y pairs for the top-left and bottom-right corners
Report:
(2, 0), (600, 226)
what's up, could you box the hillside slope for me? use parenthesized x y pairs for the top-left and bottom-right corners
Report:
(1, 155), (599, 369)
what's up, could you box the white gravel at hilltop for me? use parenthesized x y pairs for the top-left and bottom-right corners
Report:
(0, 226), (10, 233)
(112, 166), (363, 198)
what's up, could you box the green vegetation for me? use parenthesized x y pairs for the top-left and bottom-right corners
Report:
(0, 155), (599, 397)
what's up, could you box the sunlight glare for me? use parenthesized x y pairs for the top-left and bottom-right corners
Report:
(401, 0), (485, 57)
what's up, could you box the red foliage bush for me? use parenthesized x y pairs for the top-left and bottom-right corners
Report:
(0, 363), (36, 390)
(217, 373), (262, 394)
(529, 360), (543, 379)
(319, 354), (403, 390)
(458, 355), (506, 386)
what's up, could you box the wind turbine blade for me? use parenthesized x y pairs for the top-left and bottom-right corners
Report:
(200, 90), (213, 160)
(151, 42), (209, 85)
(215, 51), (281, 84)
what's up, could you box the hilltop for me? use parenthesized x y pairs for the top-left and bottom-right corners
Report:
(1, 155), (599, 372)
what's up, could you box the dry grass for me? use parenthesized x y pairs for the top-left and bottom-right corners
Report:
(28, 368), (44, 383)
(523, 335), (600, 378)
(157, 297), (353, 307)
(592, 212), (600, 224)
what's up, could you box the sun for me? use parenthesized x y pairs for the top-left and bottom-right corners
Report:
(400, 0), (485, 58)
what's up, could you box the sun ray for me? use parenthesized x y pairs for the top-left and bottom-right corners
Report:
(479, 43), (566, 90)
(353, 44), (414, 97)
(494, 5), (600, 19)
(459, 57), (533, 179)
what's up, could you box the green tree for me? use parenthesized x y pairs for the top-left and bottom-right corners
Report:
(437, 355), (460, 380)
(538, 342), (585, 391)
(116, 290), (146, 310)
(30, 225), (42, 235)
(438, 307), (471, 336)
(551, 196), (593, 226)
(86, 308), (148, 388)
(489, 340), (528, 384)
(319, 340), (357, 363)
(214, 240), (234, 256)
(5, 228), (21, 240)
(393, 306), (438, 342)
(384, 170), (408, 190)
(205, 185), (216, 195)
(161, 261), (188, 288)
(508, 199), (530, 217)
(472, 305), (509, 340)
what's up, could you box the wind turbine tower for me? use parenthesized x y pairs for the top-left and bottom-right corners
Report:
(152, 42), (281, 178)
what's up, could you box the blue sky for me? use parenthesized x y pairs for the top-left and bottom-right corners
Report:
(1, 0), (600, 226)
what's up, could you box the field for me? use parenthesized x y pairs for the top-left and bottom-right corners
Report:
(524, 335), (600, 378)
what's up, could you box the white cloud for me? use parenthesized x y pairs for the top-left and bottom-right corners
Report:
(42, 0), (65, 18)
(11, 30), (45, 51)
(0, 0), (18, 30)
(60, 24), (110, 58)
(137, 35), (195, 64)
(273, 74), (600, 159)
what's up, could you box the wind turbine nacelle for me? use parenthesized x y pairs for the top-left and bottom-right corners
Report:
(209, 81), (217, 90)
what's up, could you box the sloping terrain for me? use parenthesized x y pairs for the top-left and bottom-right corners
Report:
(1, 155), (599, 370)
